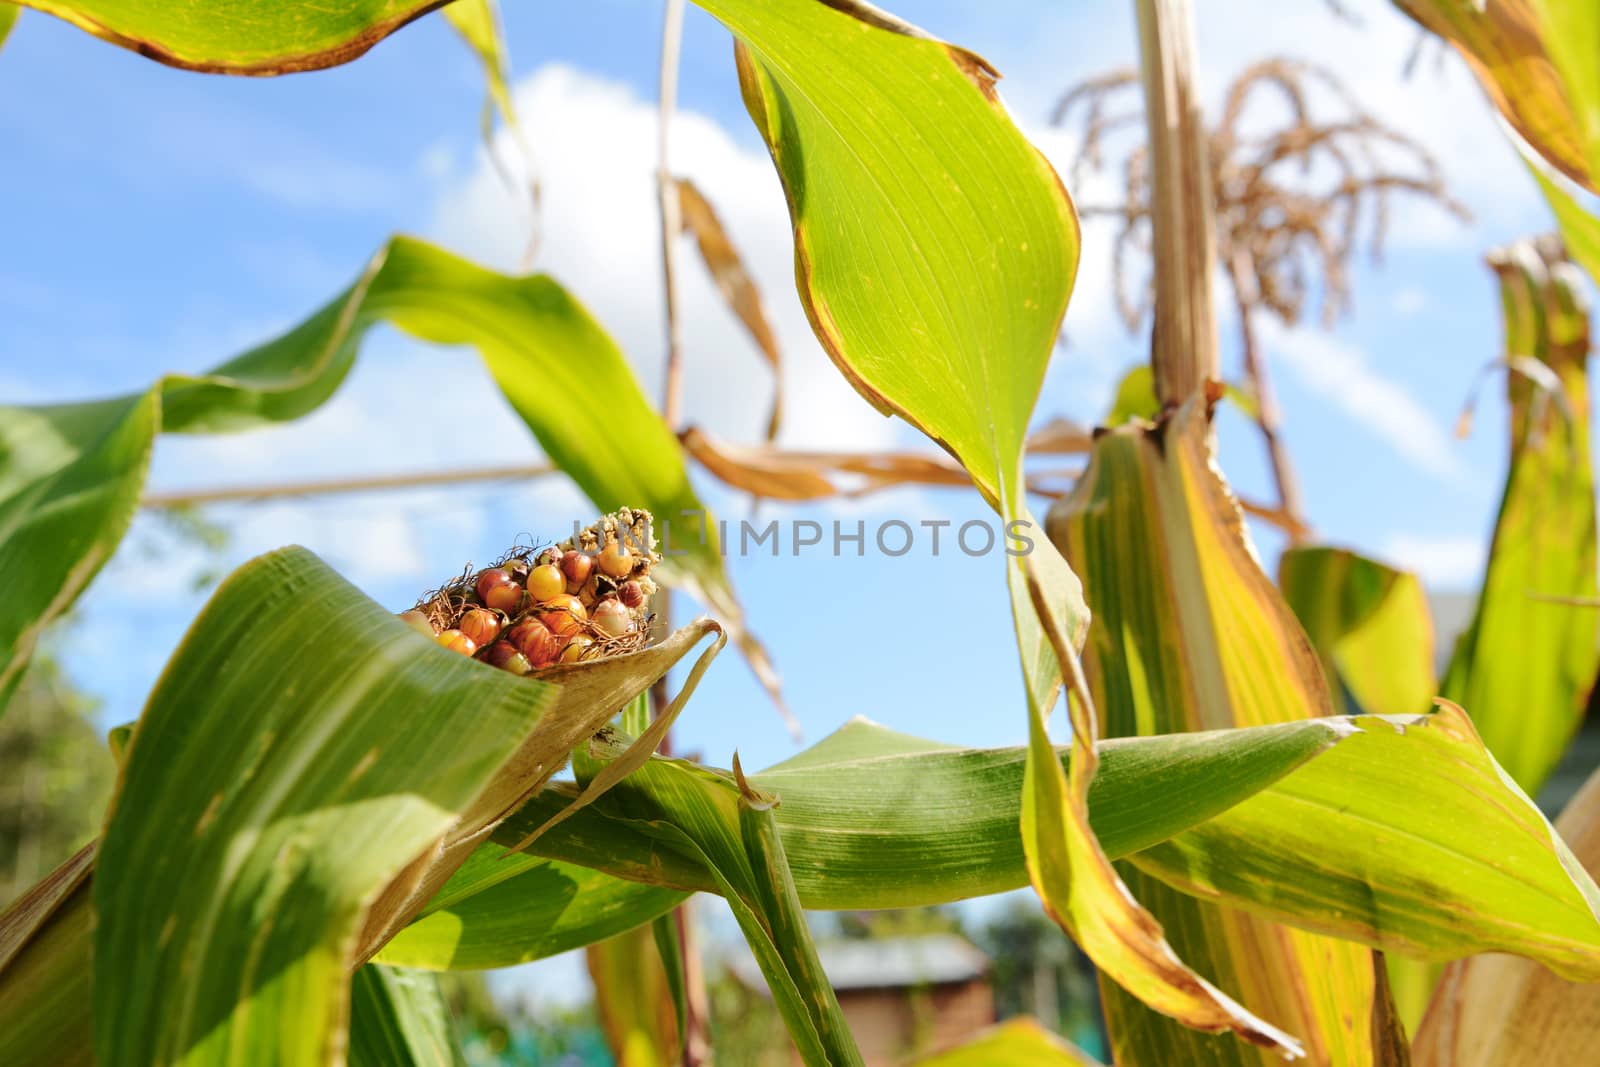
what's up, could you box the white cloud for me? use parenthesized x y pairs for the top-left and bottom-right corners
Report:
(150, 340), (540, 491)
(1382, 532), (1486, 589)
(428, 64), (902, 453)
(1262, 319), (1464, 480)
(1391, 286), (1428, 317)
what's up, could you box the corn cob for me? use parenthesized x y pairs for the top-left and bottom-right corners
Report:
(401, 507), (660, 671)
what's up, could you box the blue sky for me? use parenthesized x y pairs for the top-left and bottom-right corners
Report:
(0, 0), (1575, 1005)
(1, 0), (1563, 764)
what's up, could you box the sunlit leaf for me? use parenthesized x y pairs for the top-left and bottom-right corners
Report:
(88, 548), (549, 1065)
(1100, 364), (1257, 429)
(0, 237), (774, 718)
(677, 179), (784, 440)
(909, 1017), (1104, 1066)
(710, 0), (1077, 513)
(1047, 399), (1386, 1064)
(233, 706), (1600, 1063)
(707, 0), (1282, 1042)
(469, 704), (1600, 984)
(1279, 546), (1437, 718)
(499, 716), (1342, 911)
(84, 547), (714, 1067)
(442, 0), (538, 266)
(1132, 699), (1600, 980)
(373, 851), (686, 971)
(354, 617), (725, 963)
(1278, 543), (1441, 1030)
(1393, 0), (1599, 190)
(1527, 155), (1600, 285)
(564, 741), (864, 1067)
(442, 0), (515, 133)
(348, 964), (466, 1067)
(0, 392), (160, 708)
(367, 713), (1336, 973)
(0, 3), (19, 50)
(1411, 762), (1600, 1067)
(1442, 237), (1598, 795)
(1106, 365), (1160, 425)
(9, 0), (449, 73)
(1526, 0), (1600, 179)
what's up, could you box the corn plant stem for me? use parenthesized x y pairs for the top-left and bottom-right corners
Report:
(1228, 252), (1309, 542)
(1134, 0), (1220, 405)
(652, 4), (712, 1063)
(650, 0), (687, 738)
(657, 0), (687, 433)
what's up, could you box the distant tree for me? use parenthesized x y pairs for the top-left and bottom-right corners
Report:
(829, 905), (964, 941)
(0, 648), (114, 904)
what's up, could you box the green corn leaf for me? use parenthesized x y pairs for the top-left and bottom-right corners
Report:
(1130, 700), (1600, 981)
(379, 714), (1340, 972)
(0, 844), (95, 1066)
(90, 547), (551, 1065)
(1528, 157), (1600, 286)
(491, 716), (1340, 910)
(0, 237), (772, 717)
(443, 0), (516, 135)
(1442, 239), (1598, 795)
(0, 4), (18, 50)
(553, 740), (864, 1067)
(81, 547), (714, 1067)
(1277, 543), (1442, 1030)
(1106, 365), (1160, 425)
(7, 0), (451, 73)
(1279, 546), (1437, 718)
(709, 0), (1077, 516)
(1528, 0), (1600, 181)
(374, 850), (687, 972)
(1411, 762), (1600, 1067)
(439, 706), (1600, 987)
(348, 965), (466, 1067)
(705, 0), (1284, 1043)
(0, 392), (161, 709)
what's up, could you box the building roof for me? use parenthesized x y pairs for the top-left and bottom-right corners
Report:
(728, 934), (990, 993)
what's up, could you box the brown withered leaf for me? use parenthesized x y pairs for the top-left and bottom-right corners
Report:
(682, 426), (1082, 502)
(1026, 416), (1095, 455)
(683, 425), (973, 499)
(677, 178), (784, 440)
